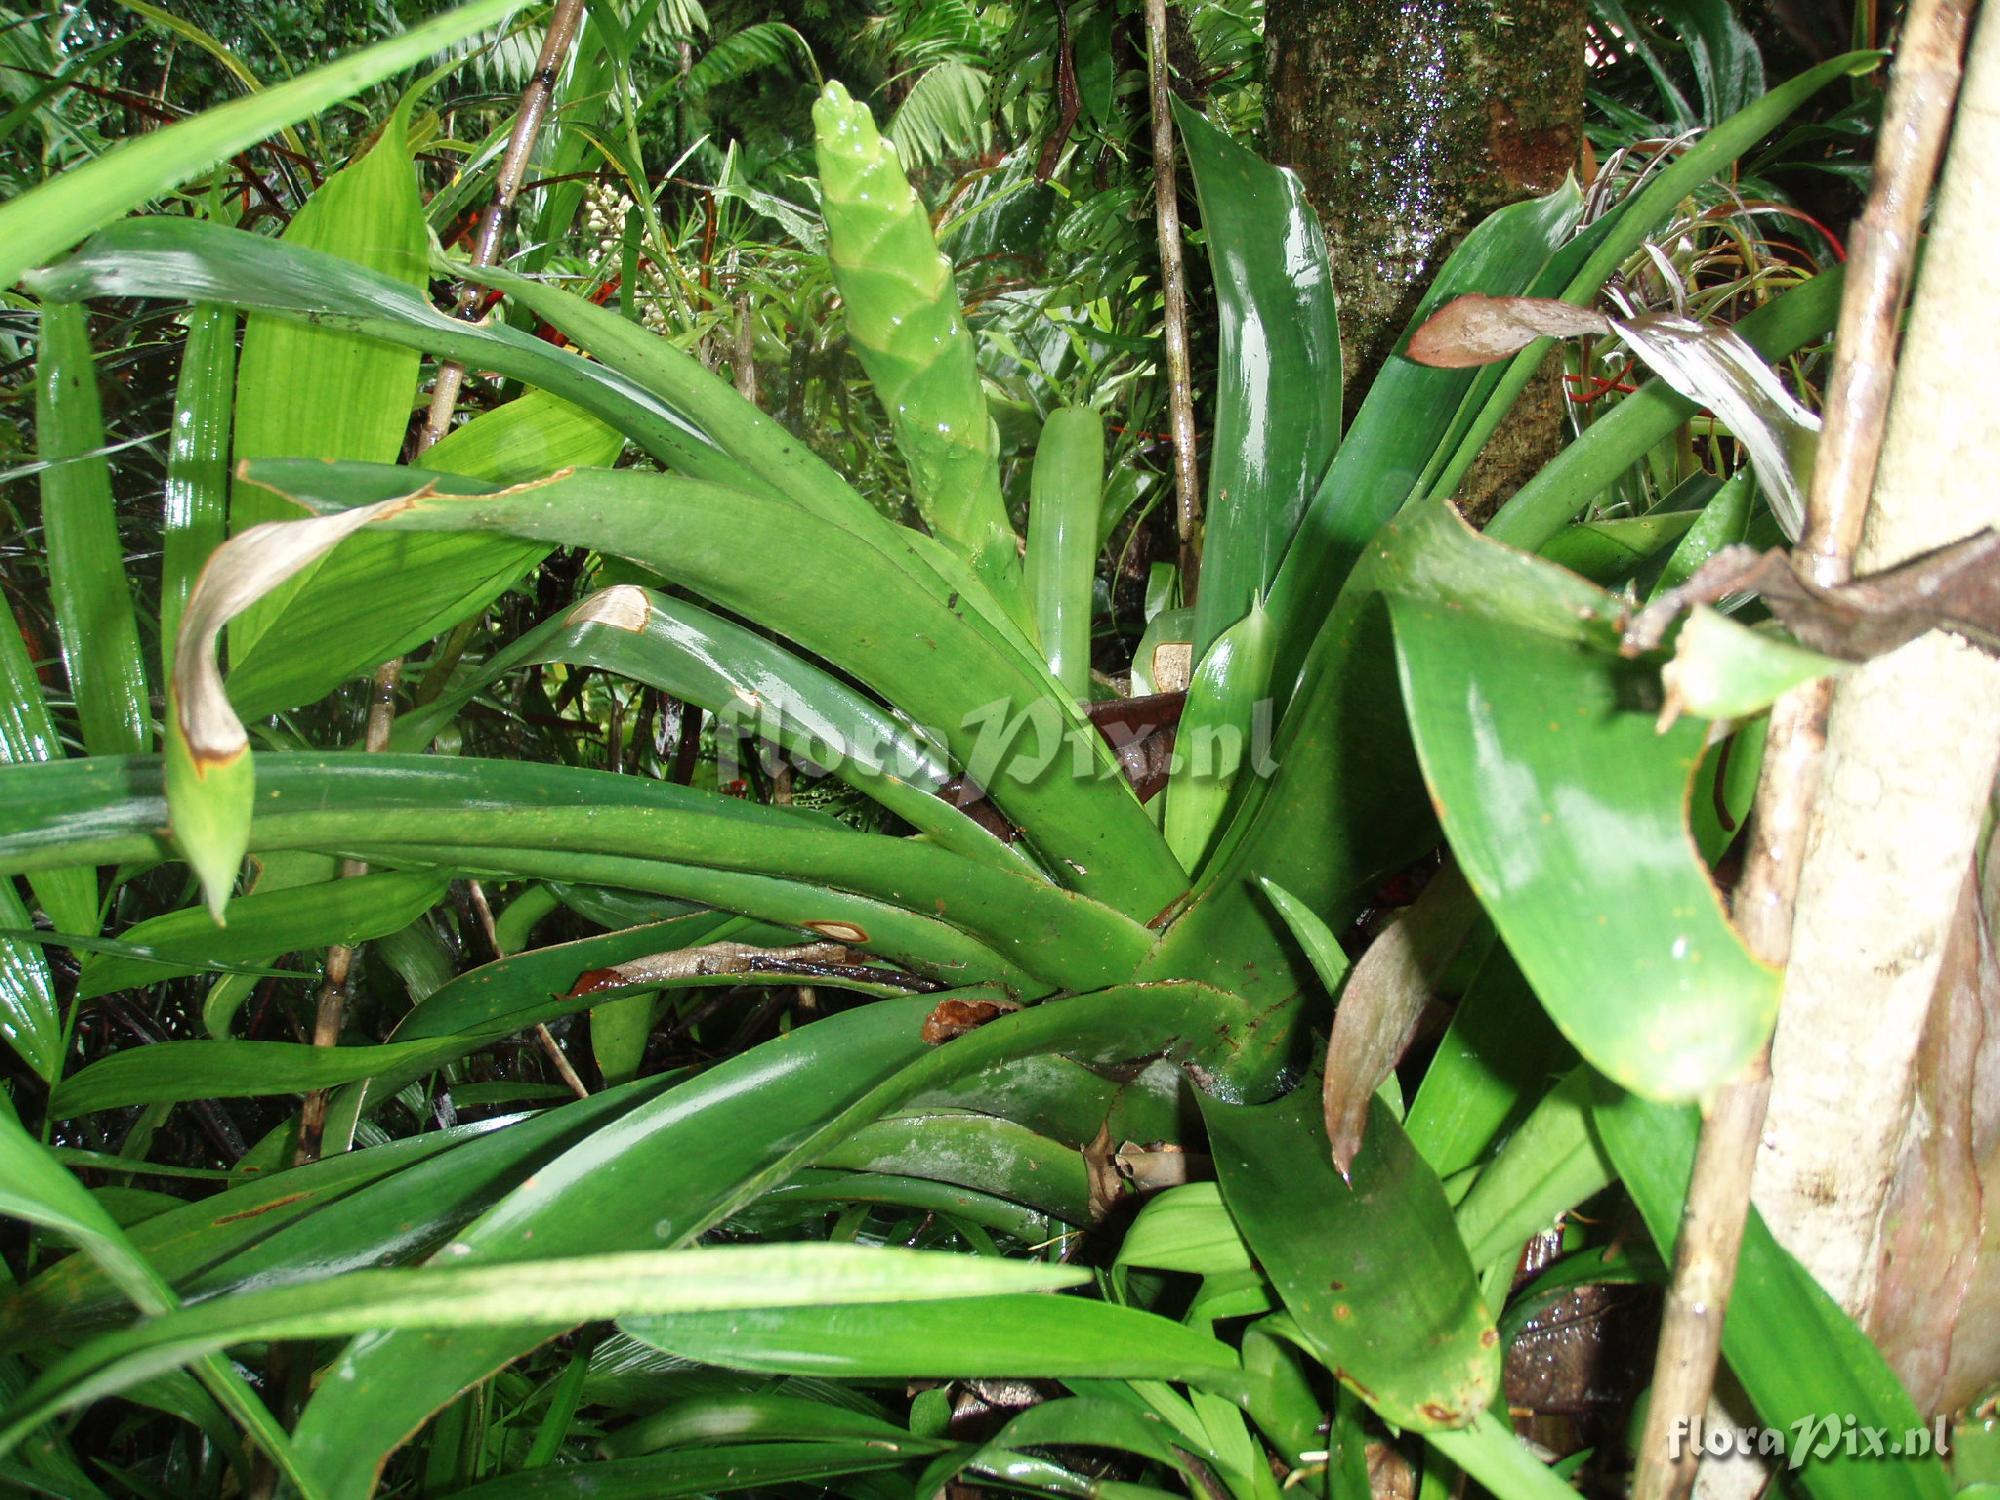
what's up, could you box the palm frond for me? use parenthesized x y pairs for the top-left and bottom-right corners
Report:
(886, 60), (989, 171)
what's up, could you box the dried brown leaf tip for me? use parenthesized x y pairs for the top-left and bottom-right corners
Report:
(1405, 294), (1610, 369)
(921, 997), (1017, 1044)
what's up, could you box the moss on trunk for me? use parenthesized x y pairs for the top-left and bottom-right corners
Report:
(1264, 0), (1587, 432)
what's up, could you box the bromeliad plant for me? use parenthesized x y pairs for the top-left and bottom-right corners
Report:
(0, 16), (1951, 1500)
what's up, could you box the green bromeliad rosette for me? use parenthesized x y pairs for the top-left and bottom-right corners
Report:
(812, 82), (1023, 622)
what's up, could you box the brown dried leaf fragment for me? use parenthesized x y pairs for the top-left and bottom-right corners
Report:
(1406, 294), (1610, 369)
(920, 997), (1017, 1045)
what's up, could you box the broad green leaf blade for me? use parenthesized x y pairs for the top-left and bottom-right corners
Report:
(0, 756), (1045, 992)
(1024, 406), (1106, 699)
(812, 81), (1018, 601)
(160, 304), (235, 667)
(1425, 1410), (1582, 1499)
(225, 390), (620, 719)
(1404, 946), (1572, 1179)
(1381, 501), (1776, 1101)
(1173, 100), (1340, 658)
(77, 868), (447, 1003)
(0, 1248), (1085, 1449)
(602, 1392), (944, 1459)
(815, 1111), (1093, 1222)
(1593, 1087), (1951, 1500)
(34, 301), (148, 758)
(0, 0), (518, 286)
(1202, 1085), (1497, 1431)
(1451, 1068), (1610, 1272)
(228, 102), (427, 661)
(1115, 1183), (1256, 1278)
(625, 1294), (1247, 1393)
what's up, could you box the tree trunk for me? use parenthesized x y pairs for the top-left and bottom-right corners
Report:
(1263, 0), (1586, 436)
(1750, 0), (2000, 1380)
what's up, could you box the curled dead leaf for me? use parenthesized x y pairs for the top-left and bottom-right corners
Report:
(1406, 294), (1611, 369)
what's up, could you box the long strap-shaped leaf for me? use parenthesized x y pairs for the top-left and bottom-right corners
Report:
(0, 1110), (323, 1497)
(1172, 100), (1340, 660)
(0, 755), (1135, 992)
(34, 301), (149, 759)
(0, 1246), (1083, 1453)
(287, 981), (1256, 1498)
(1202, 1084), (1497, 1433)
(230, 460), (1181, 917)
(392, 585), (1029, 873)
(26, 220), (731, 487)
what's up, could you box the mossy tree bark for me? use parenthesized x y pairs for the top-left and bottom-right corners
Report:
(1263, 0), (1586, 514)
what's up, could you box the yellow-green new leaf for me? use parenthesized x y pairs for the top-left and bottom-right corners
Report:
(229, 102), (427, 661)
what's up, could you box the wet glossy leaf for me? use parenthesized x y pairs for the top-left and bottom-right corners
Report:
(1381, 499), (1777, 1101)
(1203, 1084), (1497, 1431)
(1, 1247), (1085, 1448)
(1173, 100), (1340, 657)
(1025, 406), (1106, 699)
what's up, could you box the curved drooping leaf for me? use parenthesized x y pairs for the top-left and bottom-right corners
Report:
(1594, 1087), (1952, 1500)
(0, 755), (1128, 992)
(1202, 1084), (1497, 1432)
(439, 1441), (927, 1500)
(1173, 99), (1340, 658)
(391, 585), (1022, 871)
(225, 459), (1181, 918)
(1379, 499), (1777, 1101)
(0, 1247), (1085, 1451)
(25, 219), (723, 480)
